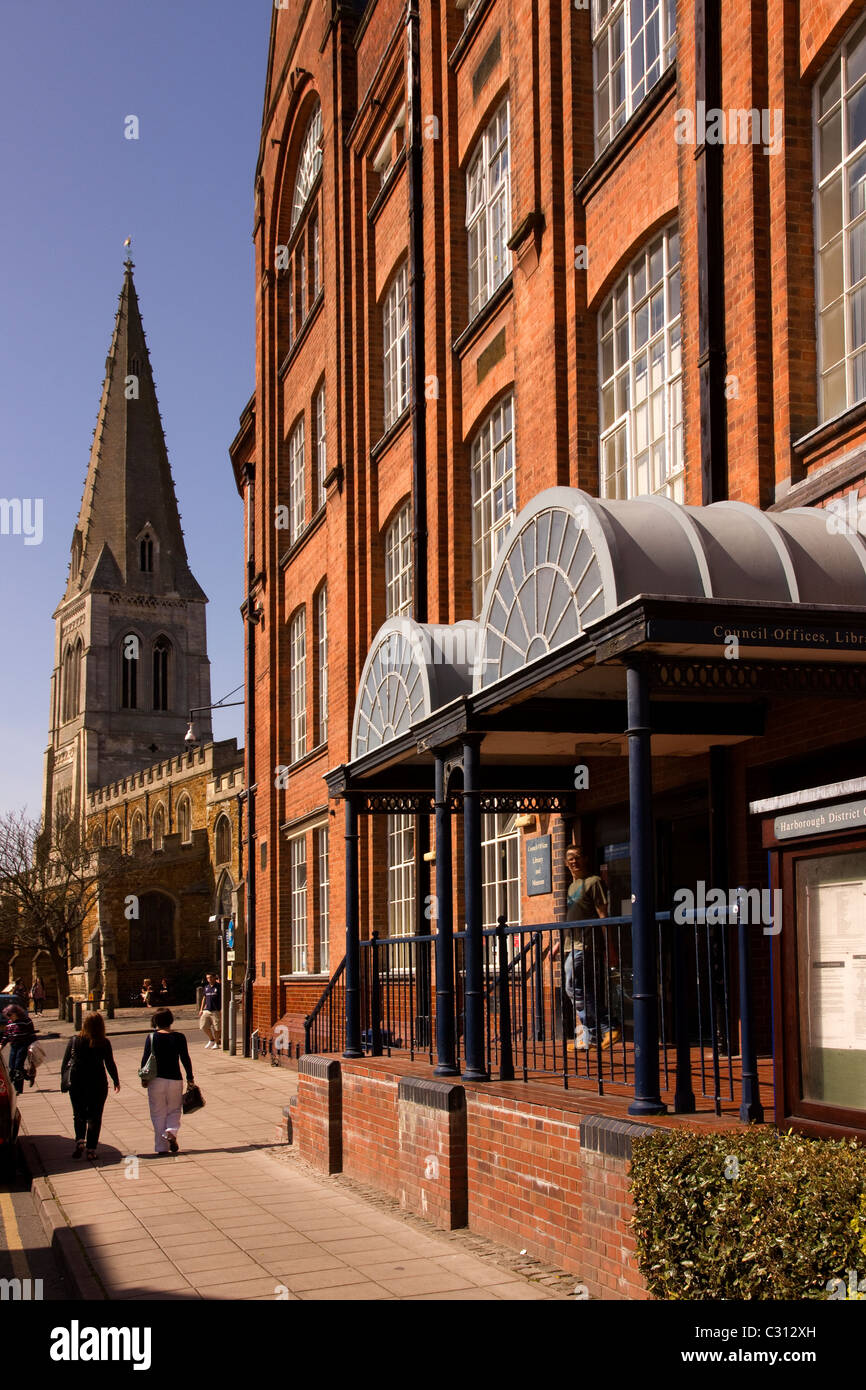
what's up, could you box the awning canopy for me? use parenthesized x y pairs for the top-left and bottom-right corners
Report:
(346, 489), (866, 777)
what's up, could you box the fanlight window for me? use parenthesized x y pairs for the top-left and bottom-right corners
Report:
(291, 104), (323, 232)
(479, 504), (606, 686)
(353, 627), (428, 757)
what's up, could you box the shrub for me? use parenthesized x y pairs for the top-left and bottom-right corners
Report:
(630, 1127), (866, 1299)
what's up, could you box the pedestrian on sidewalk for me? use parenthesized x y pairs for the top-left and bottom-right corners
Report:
(140, 978), (158, 1008)
(30, 977), (46, 1015)
(198, 973), (221, 1049)
(61, 1012), (120, 1161)
(0, 1004), (36, 1094)
(140, 1009), (195, 1155)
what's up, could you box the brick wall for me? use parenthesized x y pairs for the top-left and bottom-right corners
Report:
(293, 1056), (656, 1296)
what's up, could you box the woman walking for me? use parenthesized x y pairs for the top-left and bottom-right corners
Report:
(61, 1012), (120, 1160)
(140, 1009), (194, 1155)
(30, 977), (46, 1016)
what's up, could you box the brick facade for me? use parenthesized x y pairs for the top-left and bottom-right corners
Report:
(231, 0), (866, 1113)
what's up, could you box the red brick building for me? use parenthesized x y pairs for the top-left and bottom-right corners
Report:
(232, 0), (866, 1224)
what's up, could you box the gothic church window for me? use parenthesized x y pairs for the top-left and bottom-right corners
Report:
(152, 805), (166, 851)
(215, 814), (232, 865)
(140, 533), (153, 572)
(131, 812), (145, 843)
(152, 637), (170, 711)
(121, 634), (139, 709)
(110, 818), (122, 847)
(177, 795), (192, 844)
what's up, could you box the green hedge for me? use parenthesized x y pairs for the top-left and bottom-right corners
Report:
(630, 1127), (866, 1299)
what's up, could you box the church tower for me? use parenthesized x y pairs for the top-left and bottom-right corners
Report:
(43, 258), (212, 835)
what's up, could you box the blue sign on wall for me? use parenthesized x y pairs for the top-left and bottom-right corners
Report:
(526, 835), (552, 896)
(225, 919), (235, 950)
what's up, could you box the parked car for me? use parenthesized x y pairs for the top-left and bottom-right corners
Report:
(0, 1046), (21, 1182)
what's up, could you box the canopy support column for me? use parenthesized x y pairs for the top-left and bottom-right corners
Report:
(433, 754), (458, 1076)
(343, 795), (362, 1059)
(463, 737), (488, 1080)
(626, 662), (666, 1116)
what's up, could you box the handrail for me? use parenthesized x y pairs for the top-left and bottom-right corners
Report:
(305, 955), (346, 1028)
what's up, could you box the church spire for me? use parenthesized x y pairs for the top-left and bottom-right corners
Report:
(64, 258), (205, 604)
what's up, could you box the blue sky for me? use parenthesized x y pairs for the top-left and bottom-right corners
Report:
(0, 0), (270, 816)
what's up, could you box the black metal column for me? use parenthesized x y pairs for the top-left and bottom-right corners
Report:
(433, 754), (458, 1076)
(736, 889), (765, 1123)
(462, 737), (488, 1080)
(626, 662), (666, 1115)
(344, 796), (362, 1058)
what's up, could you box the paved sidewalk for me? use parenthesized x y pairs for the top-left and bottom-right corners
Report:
(20, 1035), (555, 1301)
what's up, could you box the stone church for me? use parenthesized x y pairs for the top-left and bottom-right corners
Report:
(36, 258), (244, 1013)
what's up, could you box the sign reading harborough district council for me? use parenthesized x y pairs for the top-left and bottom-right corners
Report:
(774, 799), (866, 840)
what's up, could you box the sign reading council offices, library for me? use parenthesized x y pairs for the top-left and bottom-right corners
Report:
(647, 619), (866, 649)
(774, 798), (866, 840)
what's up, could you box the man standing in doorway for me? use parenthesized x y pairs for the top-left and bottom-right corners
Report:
(556, 846), (619, 1051)
(198, 973), (221, 1050)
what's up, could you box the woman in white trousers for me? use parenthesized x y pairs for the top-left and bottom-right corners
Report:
(140, 1009), (195, 1155)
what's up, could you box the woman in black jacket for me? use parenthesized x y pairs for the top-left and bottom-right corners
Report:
(61, 1012), (120, 1160)
(140, 1009), (194, 1155)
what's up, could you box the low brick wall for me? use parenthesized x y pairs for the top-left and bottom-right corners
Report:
(292, 1056), (652, 1297)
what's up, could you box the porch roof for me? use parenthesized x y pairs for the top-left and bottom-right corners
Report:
(334, 491), (866, 797)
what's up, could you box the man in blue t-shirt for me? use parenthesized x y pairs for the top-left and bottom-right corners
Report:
(198, 974), (222, 1049)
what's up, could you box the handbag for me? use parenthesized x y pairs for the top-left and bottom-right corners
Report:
(137, 1032), (158, 1087)
(182, 1082), (205, 1114)
(60, 1039), (76, 1093)
(27, 1042), (47, 1069)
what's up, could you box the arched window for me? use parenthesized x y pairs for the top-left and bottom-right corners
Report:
(177, 796), (192, 844)
(140, 533), (153, 572)
(289, 608), (307, 762)
(470, 395), (516, 616)
(152, 805), (166, 851)
(152, 637), (170, 711)
(129, 892), (176, 962)
(598, 223), (682, 502)
(215, 814), (232, 865)
(131, 812), (145, 844)
(384, 503), (413, 619)
(382, 262), (410, 431)
(121, 634), (139, 709)
(110, 818), (122, 847)
(466, 100), (511, 319)
(291, 102), (323, 232)
(91, 826), (104, 850)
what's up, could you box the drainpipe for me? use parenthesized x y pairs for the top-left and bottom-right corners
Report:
(695, 0), (727, 503)
(406, 0), (432, 1042)
(406, 0), (427, 622)
(242, 470), (257, 1059)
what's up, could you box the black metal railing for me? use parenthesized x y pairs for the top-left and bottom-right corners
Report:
(302, 907), (756, 1115)
(304, 956), (346, 1055)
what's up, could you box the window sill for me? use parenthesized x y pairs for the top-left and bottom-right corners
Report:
(278, 290), (324, 380)
(574, 63), (677, 206)
(279, 503), (327, 570)
(279, 974), (329, 983)
(371, 407), (411, 463)
(448, 0), (495, 71)
(452, 273), (514, 357)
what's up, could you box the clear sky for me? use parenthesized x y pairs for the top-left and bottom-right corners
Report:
(0, 0), (270, 817)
